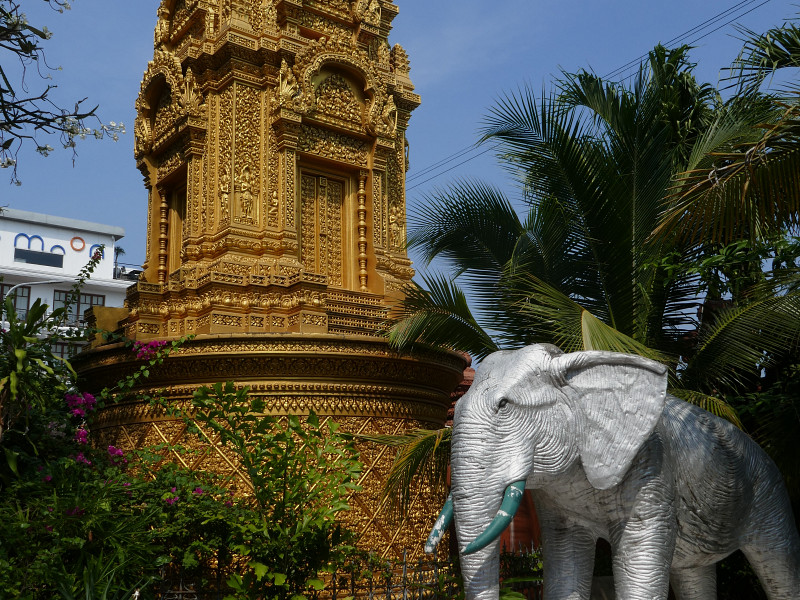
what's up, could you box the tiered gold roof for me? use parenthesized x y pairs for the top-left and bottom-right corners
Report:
(76, 0), (463, 560)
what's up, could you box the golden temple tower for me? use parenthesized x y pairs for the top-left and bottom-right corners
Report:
(74, 0), (464, 559)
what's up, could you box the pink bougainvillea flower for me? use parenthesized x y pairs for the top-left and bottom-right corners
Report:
(192, 487), (203, 496)
(74, 428), (89, 445)
(82, 393), (96, 411)
(133, 340), (168, 360)
(74, 453), (91, 466)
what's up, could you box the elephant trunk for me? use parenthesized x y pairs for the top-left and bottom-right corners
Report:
(453, 488), (503, 600)
(444, 423), (527, 600)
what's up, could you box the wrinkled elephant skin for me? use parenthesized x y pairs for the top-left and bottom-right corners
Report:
(441, 344), (800, 600)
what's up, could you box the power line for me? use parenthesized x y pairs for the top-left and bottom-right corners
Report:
(404, 0), (774, 190)
(406, 144), (500, 192)
(602, 0), (767, 80)
(406, 142), (484, 183)
(604, 0), (772, 80)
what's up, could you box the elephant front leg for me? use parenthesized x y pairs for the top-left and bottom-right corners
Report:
(610, 503), (677, 600)
(539, 517), (596, 600)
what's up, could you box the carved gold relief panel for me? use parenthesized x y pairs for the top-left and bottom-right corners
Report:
(233, 83), (262, 227)
(312, 70), (365, 131)
(218, 86), (234, 229)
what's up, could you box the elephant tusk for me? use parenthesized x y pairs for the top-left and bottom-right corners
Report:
(463, 480), (526, 555)
(424, 492), (453, 554)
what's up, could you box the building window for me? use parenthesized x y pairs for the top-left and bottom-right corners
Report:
(0, 284), (31, 318)
(51, 341), (84, 359)
(53, 291), (105, 326)
(14, 248), (64, 268)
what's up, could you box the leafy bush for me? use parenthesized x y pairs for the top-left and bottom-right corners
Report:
(187, 382), (362, 600)
(0, 271), (363, 599)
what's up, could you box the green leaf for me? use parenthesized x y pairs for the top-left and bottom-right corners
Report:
(4, 448), (19, 477)
(249, 561), (269, 580)
(14, 348), (26, 371)
(306, 578), (325, 591)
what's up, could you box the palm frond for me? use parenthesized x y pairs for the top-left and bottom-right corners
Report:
(387, 274), (500, 360)
(355, 428), (452, 516)
(727, 20), (800, 93)
(507, 272), (668, 363)
(409, 181), (525, 276)
(660, 98), (800, 245)
(670, 388), (744, 429)
(682, 290), (800, 393)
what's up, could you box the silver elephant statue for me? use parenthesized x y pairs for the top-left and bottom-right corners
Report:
(426, 344), (800, 599)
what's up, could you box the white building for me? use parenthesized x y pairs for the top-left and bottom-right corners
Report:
(0, 208), (133, 355)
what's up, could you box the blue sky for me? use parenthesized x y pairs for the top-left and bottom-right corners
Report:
(2, 0), (797, 270)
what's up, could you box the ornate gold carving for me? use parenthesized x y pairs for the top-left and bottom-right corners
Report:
(389, 200), (405, 249)
(304, 0), (351, 19)
(390, 44), (410, 75)
(285, 149), (296, 228)
(357, 171), (368, 292)
(220, 164), (231, 222)
(380, 94), (398, 136)
(278, 59), (299, 107)
(154, 5), (171, 48)
(353, 0), (381, 26)
(314, 73), (363, 128)
(299, 125), (368, 167)
(178, 67), (205, 118)
(300, 11), (350, 41)
(302, 313), (327, 327)
(189, 157), (202, 237)
(300, 174), (316, 274)
(301, 174), (343, 288)
(326, 179), (343, 287)
(212, 314), (243, 327)
(138, 323), (161, 334)
(237, 165), (254, 221)
(218, 86), (234, 228)
(233, 84), (261, 225)
(252, 0), (278, 34)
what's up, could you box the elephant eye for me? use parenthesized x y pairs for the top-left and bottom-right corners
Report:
(497, 398), (510, 410)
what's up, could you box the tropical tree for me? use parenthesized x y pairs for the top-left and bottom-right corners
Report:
(0, 0), (124, 183)
(379, 43), (800, 506)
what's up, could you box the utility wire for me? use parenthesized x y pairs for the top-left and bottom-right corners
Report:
(406, 145), (500, 191)
(404, 0), (774, 190)
(604, 0), (772, 80)
(406, 143), (484, 183)
(602, 0), (768, 80)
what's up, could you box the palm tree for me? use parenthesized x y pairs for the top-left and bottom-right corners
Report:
(377, 44), (800, 508)
(659, 20), (800, 243)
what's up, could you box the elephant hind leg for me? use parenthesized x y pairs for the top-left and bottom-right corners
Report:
(670, 564), (715, 600)
(741, 542), (800, 600)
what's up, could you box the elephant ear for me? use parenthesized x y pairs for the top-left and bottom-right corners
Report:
(552, 351), (668, 490)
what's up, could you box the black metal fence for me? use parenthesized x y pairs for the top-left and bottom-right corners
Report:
(155, 548), (543, 600)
